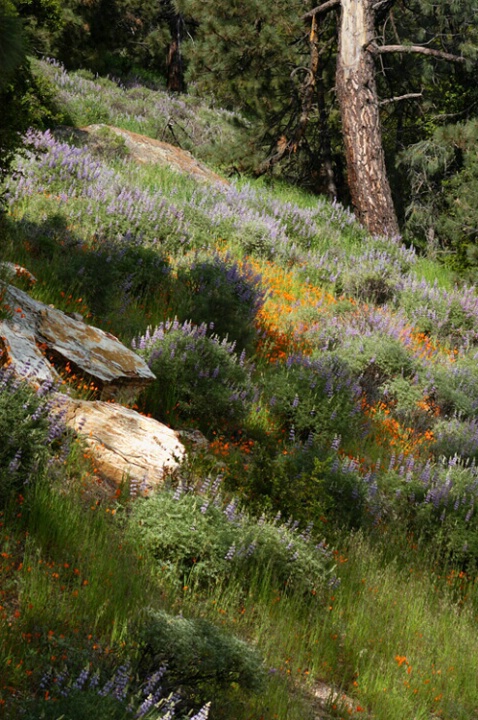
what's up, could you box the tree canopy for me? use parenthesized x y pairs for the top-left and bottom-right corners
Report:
(4, 0), (478, 244)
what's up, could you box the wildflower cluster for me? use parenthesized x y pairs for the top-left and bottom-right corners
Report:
(132, 319), (256, 432)
(128, 477), (333, 595)
(30, 660), (211, 719)
(0, 367), (66, 506)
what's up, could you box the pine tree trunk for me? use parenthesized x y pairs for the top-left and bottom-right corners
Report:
(162, 1), (184, 93)
(335, 0), (399, 236)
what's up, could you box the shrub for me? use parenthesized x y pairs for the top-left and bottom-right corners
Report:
(175, 253), (266, 353)
(430, 417), (478, 463)
(429, 359), (478, 419)
(335, 334), (419, 405)
(0, 368), (65, 506)
(128, 484), (331, 594)
(136, 608), (265, 702)
(132, 319), (256, 433)
(263, 352), (362, 447)
(343, 268), (397, 305)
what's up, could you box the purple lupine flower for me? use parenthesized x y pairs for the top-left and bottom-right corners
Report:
(173, 484), (183, 501)
(112, 663), (130, 701)
(98, 676), (115, 697)
(73, 666), (90, 690)
(190, 702), (211, 720)
(8, 449), (22, 473)
(224, 543), (236, 561)
(224, 499), (237, 522)
(331, 434), (341, 452)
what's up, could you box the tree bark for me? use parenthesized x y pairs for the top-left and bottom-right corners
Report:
(162, 1), (184, 92)
(335, 0), (400, 236)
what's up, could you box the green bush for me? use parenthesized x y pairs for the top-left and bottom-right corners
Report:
(174, 253), (266, 353)
(133, 319), (256, 433)
(136, 608), (265, 701)
(263, 352), (362, 446)
(0, 369), (64, 506)
(128, 487), (330, 594)
(335, 334), (419, 405)
(429, 360), (478, 419)
(430, 417), (478, 462)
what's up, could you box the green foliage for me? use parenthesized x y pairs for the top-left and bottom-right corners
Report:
(174, 253), (265, 353)
(134, 320), (255, 433)
(0, 370), (57, 506)
(263, 353), (361, 447)
(136, 607), (264, 699)
(0, 56), (70, 198)
(402, 120), (478, 269)
(128, 488), (330, 594)
(381, 376), (426, 429)
(21, 691), (132, 720)
(247, 451), (366, 531)
(404, 461), (478, 564)
(333, 334), (419, 407)
(0, 0), (26, 86)
(343, 267), (398, 306)
(430, 417), (478, 463)
(428, 359), (478, 420)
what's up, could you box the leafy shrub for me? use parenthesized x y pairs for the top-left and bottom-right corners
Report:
(430, 418), (478, 462)
(400, 280), (478, 347)
(380, 376), (428, 430)
(175, 253), (266, 353)
(0, 369), (65, 506)
(335, 334), (418, 405)
(343, 268), (397, 305)
(133, 319), (256, 433)
(263, 352), (362, 446)
(136, 608), (264, 702)
(429, 359), (478, 419)
(401, 459), (478, 564)
(243, 449), (367, 530)
(128, 485), (331, 594)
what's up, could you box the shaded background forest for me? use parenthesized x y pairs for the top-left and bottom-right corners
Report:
(2, 0), (478, 271)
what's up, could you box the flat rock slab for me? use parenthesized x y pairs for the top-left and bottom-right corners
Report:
(64, 398), (185, 492)
(83, 124), (229, 186)
(0, 320), (60, 385)
(1, 284), (155, 401)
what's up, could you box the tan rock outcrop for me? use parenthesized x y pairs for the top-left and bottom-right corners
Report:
(83, 124), (229, 186)
(1, 280), (184, 492)
(63, 398), (185, 492)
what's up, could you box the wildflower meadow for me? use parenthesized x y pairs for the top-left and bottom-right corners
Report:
(1, 60), (478, 720)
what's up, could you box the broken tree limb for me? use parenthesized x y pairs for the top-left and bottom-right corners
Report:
(370, 43), (466, 64)
(379, 92), (422, 105)
(302, 0), (340, 21)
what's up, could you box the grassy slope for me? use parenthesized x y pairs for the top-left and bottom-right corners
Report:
(1, 60), (478, 720)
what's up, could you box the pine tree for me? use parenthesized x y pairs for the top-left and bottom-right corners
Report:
(175, 0), (477, 237)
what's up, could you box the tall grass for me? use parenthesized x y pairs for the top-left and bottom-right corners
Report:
(2, 58), (478, 719)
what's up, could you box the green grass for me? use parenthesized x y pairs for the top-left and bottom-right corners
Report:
(2, 58), (478, 720)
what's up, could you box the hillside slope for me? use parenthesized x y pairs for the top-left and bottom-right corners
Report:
(1, 60), (478, 720)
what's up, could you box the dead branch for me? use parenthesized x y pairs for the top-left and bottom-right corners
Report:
(302, 0), (340, 21)
(379, 92), (422, 105)
(370, 43), (466, 64)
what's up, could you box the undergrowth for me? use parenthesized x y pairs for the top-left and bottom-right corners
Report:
(1, 59), (478, 720)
